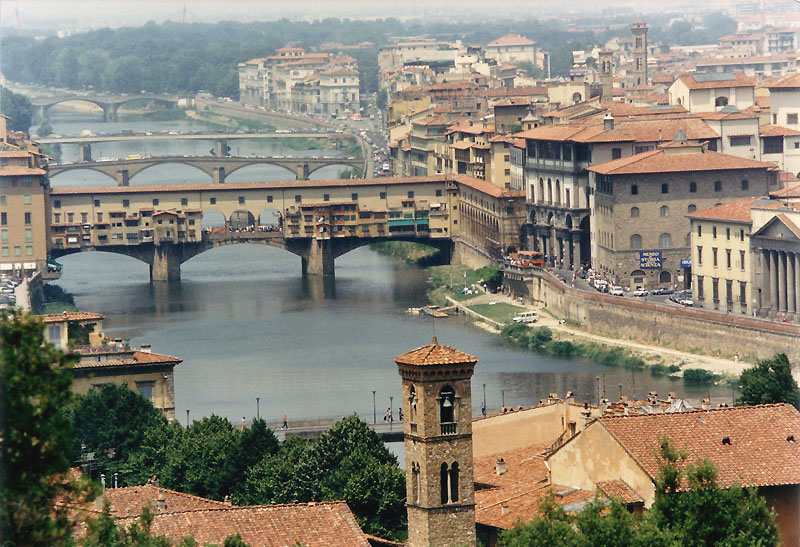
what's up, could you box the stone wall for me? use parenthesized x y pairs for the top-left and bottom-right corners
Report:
(528, 272), (800, 362)
(452, 237), (493, 269)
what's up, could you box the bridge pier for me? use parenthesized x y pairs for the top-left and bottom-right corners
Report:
(78, 143), (93, 162)
(103, 104), (119, 122)
(213, 167), (226, 183)
(118, 169), (130, 186)
(215, 139), (230, 156)
(150, 244), (182, 282)
(301, 239), (335, 276)
(301, 163), (310, 180)
(36, 105), (47, 123)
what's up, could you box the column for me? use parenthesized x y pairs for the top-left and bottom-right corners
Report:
(770, 250), (779, 316)
(796, 254), (800, 317)
(571, 234), (580, 269)
(778, 251), (788, 313)
(762, 249), (771, 314)
(788, 252), (797, 315)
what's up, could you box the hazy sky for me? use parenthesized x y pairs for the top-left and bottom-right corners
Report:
(0, 0), (742, 32)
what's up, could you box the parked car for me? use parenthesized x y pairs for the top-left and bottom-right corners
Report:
(651, 287), (674, 296)
(632, 289), (649, 297)
(610, 286), (624, 296)
(679, 298), (694, 307)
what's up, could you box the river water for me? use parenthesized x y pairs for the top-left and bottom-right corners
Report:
(41, 107), (728, 436)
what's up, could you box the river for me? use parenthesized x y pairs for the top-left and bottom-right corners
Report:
(41, 107), (729, 448)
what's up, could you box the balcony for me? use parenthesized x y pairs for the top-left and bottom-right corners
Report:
(440, 422), (457, 435)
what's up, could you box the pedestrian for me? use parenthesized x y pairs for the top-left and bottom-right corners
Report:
(282, 415), (288, 430)
(734, 352), (739, 364)
(481, 401), (487, 417)
(398, 408), (403, 421)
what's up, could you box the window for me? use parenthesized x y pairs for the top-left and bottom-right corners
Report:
(123, 199), (130, 207)
(659, 233), (672, 249)
(714, 181), (722, 192)
(630, 234), (643, 250)
(25, 229), (32, 242)
(323, 194), (330, 202)
(712, 247), (718, 267)
(53, 199), (61, 208)
(659, 271), (672, 283)
(788, 113), (798, 125)
(237, 196), (245, 205)
(740, 250), (746, 270)
(439, 386), (455, 425)
(661, 183), (669, 194)
(763, 137), (783, 154)
(688, 204), (696, 213)
(81, 212), (88, 223)
(153, 199), (159, 206)
(440, 462), (459, 505)
(94, 199), (100, 207)
(97, 212), (103, 222)
(295, 195), (302, 203)
(137, 382), (153, 401)
(181, 198), (188, 206)
(67, 213), (74, 223)
(697, 246), (703, 265)
(210, 197), (217, 205)
(689, 182), (697, 193)
(435, 189), (443, 197)
(1, 247), (6, 257)
(630, 207), (639, 218)
(697, 275), (704, 300)
(0, 213), (5, 226)
(407, 191), (415, 198)
(13, 246), (21, 256)
(266, 195), (273, 203)
(660, 206), (669, 217)
(712, 277), (719, 303)
(54, 213), (60, 223)
(741, 179), (749, 190)
(739, 281), (747, 304)
(739, 229), (745, 240)
(726, 249), (732, 268)
(726, 228), (730, 240)
(23, 195), (31, 205)
(631, 184), (638, 195)
(612, 148), (622, 159)
(712, 226), (717, 239)
(697, 225), (702, 237)
(715, 96), (729, 107)
(25, 245), (32, 256)
(729, 135), (752, 147)
(380, 192), (387, 199)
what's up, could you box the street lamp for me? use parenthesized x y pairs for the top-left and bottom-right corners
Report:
(482, 384), (487, 415)
(186, 409), (190, 427)
(389, 396), (394, 431)
(256, 397), (260, 421)
(618, 383), (623, 401)
(501, 389), (505, 408)
(372, 390), (376, 425)
(595, 376), (600, 406)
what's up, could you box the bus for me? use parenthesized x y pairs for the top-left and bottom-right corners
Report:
(508, 251), (545, 268)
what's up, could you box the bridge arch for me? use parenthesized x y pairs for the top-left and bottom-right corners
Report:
(306, 163), (361, 179)
(201, 210), (227, 229)
(230, 210), (256, 230)
(224, 162), (298, 180)
(49, 166), (118, 183)
(127, 161), (214, 182)
(41, 98), (106, 117)
(258, 208), (282, 229)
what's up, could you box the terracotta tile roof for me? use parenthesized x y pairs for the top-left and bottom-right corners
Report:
(49, 176), (453, 196)
(774, 213), (800, 239)
(474, 445), (595, 529)
(587, 149), (775, 176)
(73, 350), (182, 370)
(486, 86), (548, 98)
(595, 480), (644, 505)
(413, 115), (448, 127)
(428, 81), (479, 91)
(768, 73), (800, 89)
(493, 97), (533, 107)
(454, 174), (523, 199)
(598, 404), (800, 489)
(488, 33), (535, 47)
(772, 181), (800, 198)
(696, 54), (794, 68)
(677, 72), (754, 90)
(0, 166), (46, 176)
(516, 117), (716, 144)
(39, 311), (105, 323)
(394, 339), (478, 366)
(114, 501), (371, 547)
(686, 196), (762, 223)
(102, 484), (227, 518)
(0, 150), (32, 157)
(760, 124), (800, 137)
(451, 141), (473, 150)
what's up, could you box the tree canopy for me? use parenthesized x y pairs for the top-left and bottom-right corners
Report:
(0, 86), (33, 132)
(1, 310), (99, 545)
(738, 353), (800, 409)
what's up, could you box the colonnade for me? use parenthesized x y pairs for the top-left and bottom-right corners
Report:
(761, 249), (800, 319)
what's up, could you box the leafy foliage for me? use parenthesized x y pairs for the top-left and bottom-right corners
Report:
(0, 310), (100, 545)
(0, 85), (33, 132)
(237, 415), (407, 541)
(738, 353), (800, 409)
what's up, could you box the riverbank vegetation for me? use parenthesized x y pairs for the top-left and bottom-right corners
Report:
(371, 241), (439, 265)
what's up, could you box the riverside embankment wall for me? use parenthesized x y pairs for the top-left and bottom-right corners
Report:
(527, 273), (800, 362)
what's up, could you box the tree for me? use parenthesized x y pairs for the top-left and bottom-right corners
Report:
(500, 491), (583, 547)
(1, 310), (99, 545)
(516, 60), (543, 79)
(37, 118), (53, 137)
(72, 383), (169, 482)
(738, 353), (800, 409)
(0, 86), (33, 132)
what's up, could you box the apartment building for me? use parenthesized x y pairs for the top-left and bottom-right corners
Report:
(668, 73), (755, 113)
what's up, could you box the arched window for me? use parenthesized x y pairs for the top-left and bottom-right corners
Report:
(631, 184), (638, 195)
(450, 462), (459, 502)
(630, 234), (643, 250)
(714, 181), (722, 192)
(688, 204), (696, 213)
(440, 463), (449, 505)
(631, 207), (640, 218)
(539, 178), (544, 204)
(660, 233), (672, 249)
(547, 179), (553, 203)
(715, 96), (729, 107)
(555, 180), (561, 205)
(408, 384), (417, 423)
(660, 271), (672, 283)
(660, 205), (669, 217)
(439, 386), (455, 431)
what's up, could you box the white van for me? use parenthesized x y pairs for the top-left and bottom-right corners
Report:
(512, 311), (538, 324)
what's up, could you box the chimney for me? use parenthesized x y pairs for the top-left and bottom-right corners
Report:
(140, 344), (152, 353)
(501, 504), (510, 516)
(224, 495), (232, 506)
(154, 492), (167, 512)
(603, 113), (614, 131)
(495, 457), (506, 475)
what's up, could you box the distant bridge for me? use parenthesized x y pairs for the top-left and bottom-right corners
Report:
(38, 132), (349, 145)
(31, 93), (181, 122)
(49, 155), (366, 184)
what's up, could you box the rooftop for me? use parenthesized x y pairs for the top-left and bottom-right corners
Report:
(487, 33), (536, 47)
(686, 196), (762, 223)
(394, 338), (478, 367)
(587, 148), (774, 176)
(676, 72), (754, 90)
(39, 311), (105, 324)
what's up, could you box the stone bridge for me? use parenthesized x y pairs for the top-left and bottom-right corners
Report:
(49, 155), (366, 184)
(31, 94), (181, 122)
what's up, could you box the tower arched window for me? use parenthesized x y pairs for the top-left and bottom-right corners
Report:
(440, 463), (449, 504)
(408, 384), (417, 425)
(660, 205), (669, 217)
(450, 462), (459, 502)
(440, 462), (460, 504)
(630, 207), (639, 218)
(439, 386), (456, 434)
(630, 234), (643, 250)
(660, 233), (672, 249)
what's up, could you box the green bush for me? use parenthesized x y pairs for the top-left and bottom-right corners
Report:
(683, 368), (717, 384)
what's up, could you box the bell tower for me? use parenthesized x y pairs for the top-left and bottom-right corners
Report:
(395, 338), (477, 547)
(631, 21), (649, 86)
(598, 49), (614, 102)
